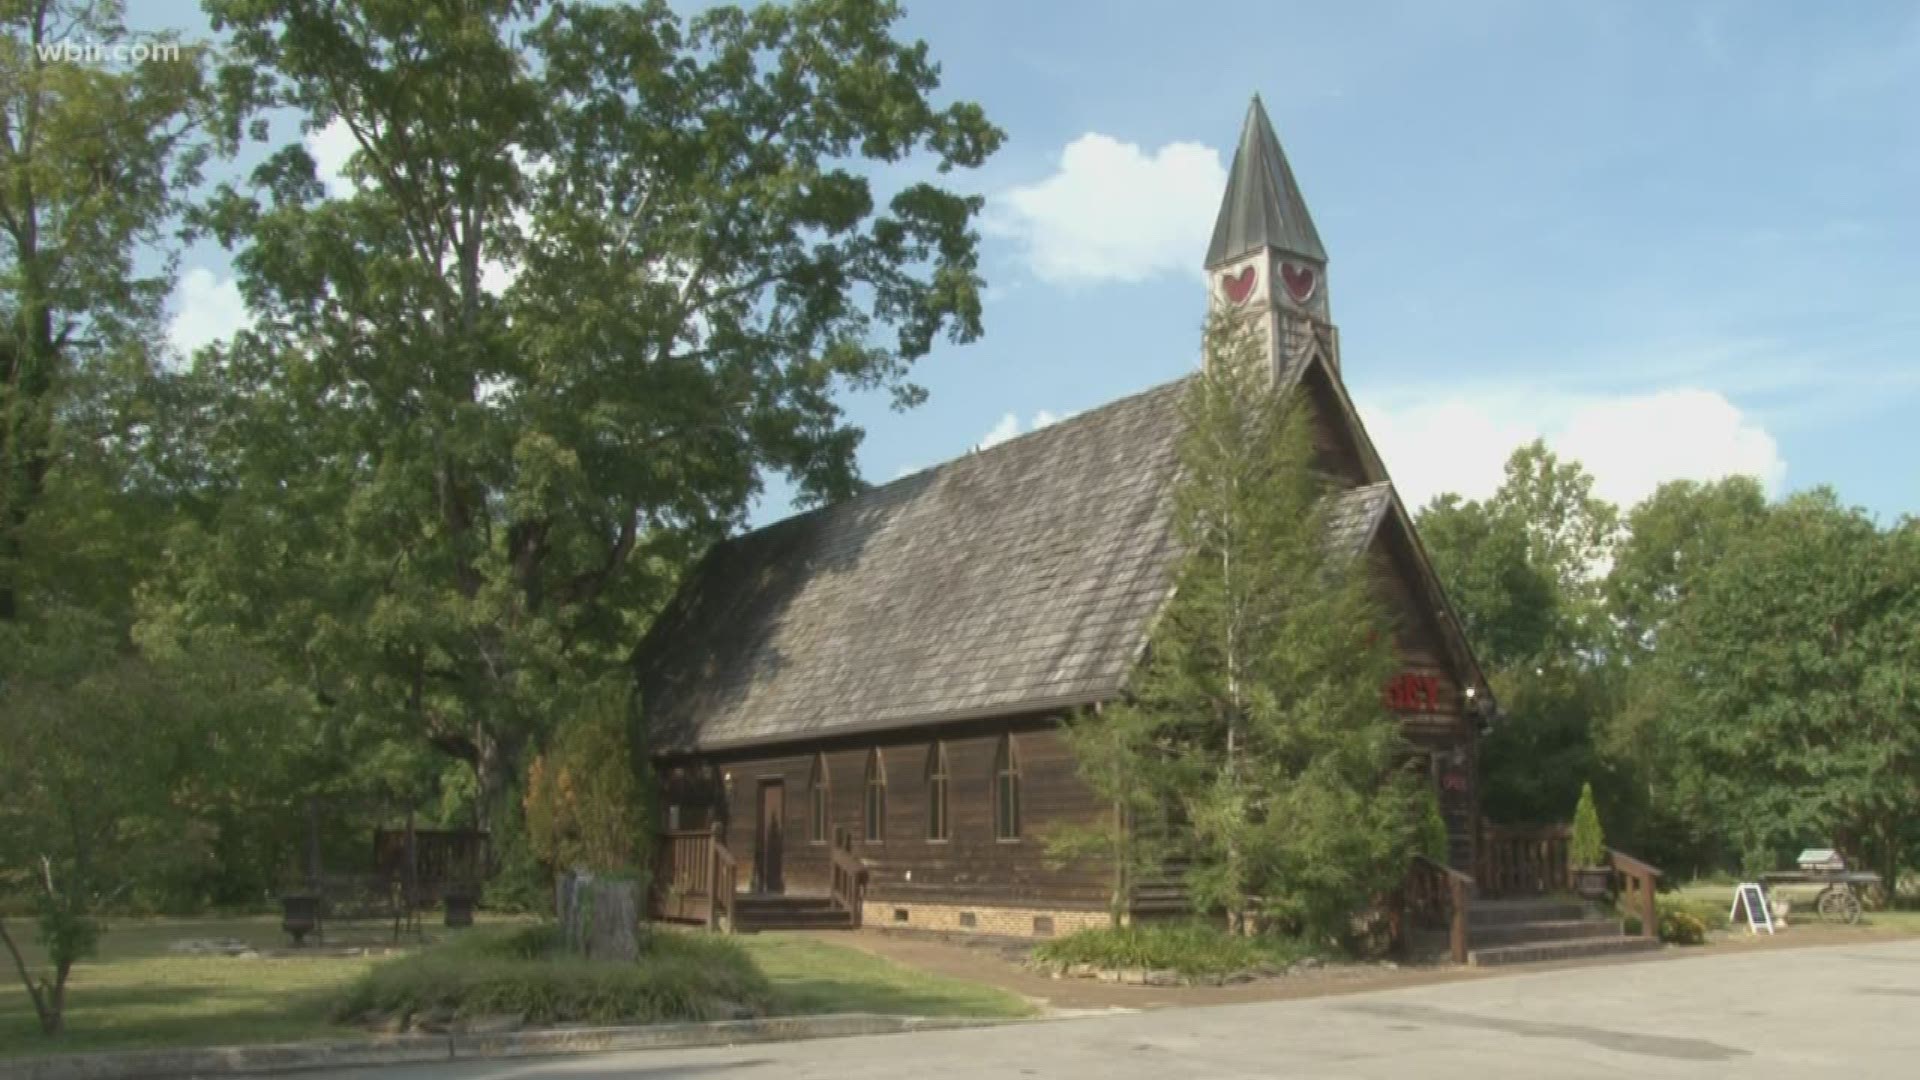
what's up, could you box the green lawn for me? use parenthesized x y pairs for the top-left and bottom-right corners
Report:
(737, 933), (1032, 1019)
(0, 916), (379, 1058)
(1670, 882), (1920, 933)
(1, 918), (1025, 1060)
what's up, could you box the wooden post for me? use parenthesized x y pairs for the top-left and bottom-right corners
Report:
(305, 797), (321, 891)
(1448, 873), (1469, 965)
(401, 810), (418, 941)
(1608, 850), (1662, 940)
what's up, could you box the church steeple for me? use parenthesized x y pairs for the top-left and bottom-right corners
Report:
(1205, 95), (1339, 377)
(1205, 95), (1325, 269)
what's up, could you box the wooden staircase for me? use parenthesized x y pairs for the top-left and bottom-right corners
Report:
(1461, 897), (1659, 966)
(734, 893), (857, 932)
(1402, 830), (1664, 967)
(651, 825), (867, 934)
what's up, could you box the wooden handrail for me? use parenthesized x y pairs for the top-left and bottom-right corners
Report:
(1405, 855), (1474, 964)
(1609, 848), (1660, 940)
(709, 826), (737, 932)
(651, 826), (737, 932)
(829, 826), (867, 928)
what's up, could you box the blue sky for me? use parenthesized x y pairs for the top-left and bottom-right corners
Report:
(149, 1), (1920, 525)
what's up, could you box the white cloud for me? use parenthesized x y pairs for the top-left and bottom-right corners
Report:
(1361, 387), (1786, 513)
(168, 267), (249, 359)
(305, 117), (358, 198)
(993, 133), (1226, 285)
(975, 409), (1073, 451)
(978, 412), (1023, 449)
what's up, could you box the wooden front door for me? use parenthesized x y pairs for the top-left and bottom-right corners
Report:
(754, 779), (785, 894)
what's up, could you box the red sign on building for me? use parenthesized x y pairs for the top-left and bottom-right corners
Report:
(1383, 672), (1443, 712)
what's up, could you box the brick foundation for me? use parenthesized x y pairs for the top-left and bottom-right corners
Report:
(861, 899), (1113, 938)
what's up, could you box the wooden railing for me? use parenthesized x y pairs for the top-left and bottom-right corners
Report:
(828, 827), (868, 928)
(1477, 824), (1570, 897)
(1610, 848), (1660, 940)
(828, 827), (867, 927)
(1403, 855), (1474, 964)
(650, 824), (737, 931)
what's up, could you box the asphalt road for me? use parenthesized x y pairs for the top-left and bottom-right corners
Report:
(307, 938), (1920, 1079)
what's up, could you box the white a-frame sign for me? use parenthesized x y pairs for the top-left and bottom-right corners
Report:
(1731, 882), (1775, 934)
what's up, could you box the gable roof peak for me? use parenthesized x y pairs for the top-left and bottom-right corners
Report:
(1205, 95), (1327, 269)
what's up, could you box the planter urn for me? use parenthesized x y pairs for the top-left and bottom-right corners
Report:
(444, 891), (476, 929)
(280, 894), (321, 946)
(1572, 866), (1612, 902)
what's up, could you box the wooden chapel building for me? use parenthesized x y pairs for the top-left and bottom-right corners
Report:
(636, 98), (1493, 937)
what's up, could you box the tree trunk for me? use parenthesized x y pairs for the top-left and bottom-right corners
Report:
(45, 967), (67, 1035)
(556, 870), (642, 962)
(0, 918), (58, 1033)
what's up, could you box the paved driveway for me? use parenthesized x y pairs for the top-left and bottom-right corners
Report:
(311, 939), (1920, 1079)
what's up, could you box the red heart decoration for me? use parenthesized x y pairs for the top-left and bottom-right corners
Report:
(1281, 262), (1318, 304)
(1220, 266), (1257, 305)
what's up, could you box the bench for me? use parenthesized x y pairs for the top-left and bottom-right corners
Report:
(280, 874), (419, 945)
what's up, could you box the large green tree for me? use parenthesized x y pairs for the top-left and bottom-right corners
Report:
(0, 613), (307, 1036)
(1648, 490), (1920, 878)
(1417, 444), (1623, 828)
(1607, 476), (1769, 660)
(1415, 491), (1557, 672)
(1089, 318), (1417, 940)
(0, 0), (217, 623)
(161, 0), (1001, 830)
(1599, 476), (1770, 868)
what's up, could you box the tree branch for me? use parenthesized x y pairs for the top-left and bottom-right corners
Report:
(0, 916), (49, 1029)
(556, 512), (636, 608)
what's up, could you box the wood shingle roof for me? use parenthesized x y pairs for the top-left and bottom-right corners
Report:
(637, 376), (1397, 753)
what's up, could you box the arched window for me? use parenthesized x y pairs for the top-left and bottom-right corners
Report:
(993, 735), (1022, 841)
(864, 749), (887, 843)
(925, 742), (951, 842)
(808, 753), (829, 845)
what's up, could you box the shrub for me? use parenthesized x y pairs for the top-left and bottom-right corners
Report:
(335, 925), (771, 1025)
(1664, 893), (1730, 931)
(1659, 910), (1708, 946)
(1032, 922), (1317, 978)
(1569, 782), (1606, 867)
(1623, 894), (1727, 938)
(525, 679), (652, 876)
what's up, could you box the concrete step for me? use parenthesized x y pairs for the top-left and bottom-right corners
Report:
(737, 909), (855, 931)
(734, 894), (853, 931)
(1470, 918), (1627, 947)
(1468, 935), (1661, 967)
(736, 894), (837, 911)
(1467, 899), (1596, 927)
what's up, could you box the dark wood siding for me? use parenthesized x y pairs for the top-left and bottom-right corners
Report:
(1304, 364), (1371, 488)
(1371, 522), (1479, 870)
(673, 717), (1112, 909)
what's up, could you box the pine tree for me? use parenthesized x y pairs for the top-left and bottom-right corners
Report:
(1086, 313), (1420, 940)
(1569, 782), (1607, 867)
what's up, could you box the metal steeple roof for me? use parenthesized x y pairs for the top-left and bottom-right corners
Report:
(1205, 95), (1326, 268)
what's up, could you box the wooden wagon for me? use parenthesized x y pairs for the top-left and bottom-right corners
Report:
(1760, 849), (1882, 924)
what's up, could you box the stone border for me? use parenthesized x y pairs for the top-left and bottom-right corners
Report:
(0, 1014), (1016, 1080)
(1031, 955), (1366, 987)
